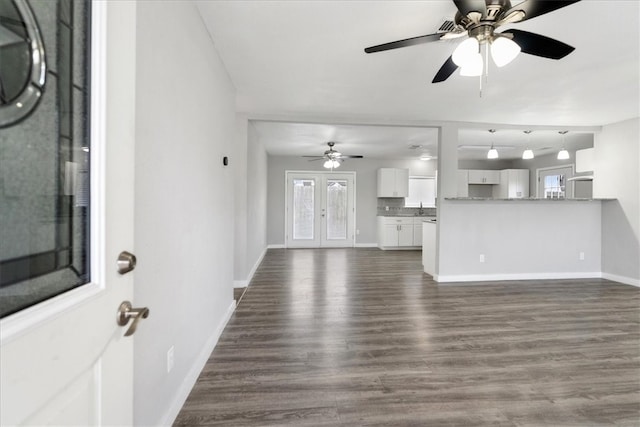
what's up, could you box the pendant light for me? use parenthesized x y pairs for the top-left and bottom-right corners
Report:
(522, 130), (534, 159)
(487, 129), (498, 159)
(557, 131), (570, 160)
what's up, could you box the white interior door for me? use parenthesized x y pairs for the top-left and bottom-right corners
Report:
(537, 165), (574, 199)
(0, 2), (138, 425)
(286, 172), (355, 248)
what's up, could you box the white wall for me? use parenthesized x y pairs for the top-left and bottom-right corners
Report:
(593, 118), (640, 285)
(233, 115), (248, 285)
(245, 122), (268, 278)
(134, 2), (236, 426)
(267, 156), (436, 246)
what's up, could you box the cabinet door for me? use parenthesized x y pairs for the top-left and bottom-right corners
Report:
(398, 224), (414, 246)
(382, 224), (399, 247)
(517, 169), (530, 198)
(484, 170), (500, 184)
(395, 168), (409, 197)
(467, 170), (485, 184)
(377, 168), (396, 197)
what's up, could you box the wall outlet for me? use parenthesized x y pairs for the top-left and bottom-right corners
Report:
(479, 254), (485, 263)
(167, 346), (174, 373)
(385, 206), (389, 211)
(579, 252), (585, 261)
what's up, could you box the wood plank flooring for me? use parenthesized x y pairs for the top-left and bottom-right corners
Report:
(174, 248), (640, 426)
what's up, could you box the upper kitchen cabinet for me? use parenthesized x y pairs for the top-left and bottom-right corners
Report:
(495, 169), (530, 198)
(467, 169), (500, 184)
(377, 168), (409, 197)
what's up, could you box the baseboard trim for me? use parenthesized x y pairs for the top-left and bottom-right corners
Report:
(354, 243), (378, 248)
(159, 299), (236, 427)
(267, 244), (285, 249)
(434, 272), (603, 283)
(233, 280), (247, 288)
(245, 247), (267, 286)
(601, 273), (640, 287)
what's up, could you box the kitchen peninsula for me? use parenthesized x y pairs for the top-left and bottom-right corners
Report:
(429, 197), (616, 283)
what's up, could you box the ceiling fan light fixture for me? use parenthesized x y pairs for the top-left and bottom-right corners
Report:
(459, 53), (483, 76)
(487, 145), (499, 159)
(522, 149), (534, 160)
(452, 37), (479, 68)
(490, 36), (521, 67)
(323, 159), (340, 169)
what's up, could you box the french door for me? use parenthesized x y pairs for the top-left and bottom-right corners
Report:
(285, 172), (355, 248)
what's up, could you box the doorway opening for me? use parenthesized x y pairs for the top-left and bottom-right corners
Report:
(537, 165), (574, 199)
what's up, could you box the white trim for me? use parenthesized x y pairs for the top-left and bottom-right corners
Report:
(159, 299), (236, 427)
(355, 243), (378, 248)
(243, 246), (267, 287)
(268, 244), (285, 249)
(434, 272), (603, 283)
(0, 283), (103, 344)
(0, 2), (108, 345)
(601, 273), (640, 287)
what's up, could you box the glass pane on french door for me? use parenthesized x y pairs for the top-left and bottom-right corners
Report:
(292, 178), (315, 240)
(326, 180), (347, 240)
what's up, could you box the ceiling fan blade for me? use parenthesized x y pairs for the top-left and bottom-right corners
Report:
(503, 29), (575, 59)
(453, 0), (487, 18)
(364, 33), (443, 54)
(339, 155), (364, 159)
(432, 56), (458, 83)
(499, 0), (581, 24)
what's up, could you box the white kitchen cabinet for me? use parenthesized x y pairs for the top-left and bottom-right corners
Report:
(377, 168), (409, 197)
(457, 170), (469, 197)
(468, 169), (500, 184)
(495, 169), (530, 198)
(377, 216), (422, 249)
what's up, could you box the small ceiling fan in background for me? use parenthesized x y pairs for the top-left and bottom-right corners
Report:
(303, 142), (363, 169)
(364, 0), (581, 83)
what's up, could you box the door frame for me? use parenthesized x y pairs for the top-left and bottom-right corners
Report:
(536, 164), (575, 199)
(284, 170), (356, 248)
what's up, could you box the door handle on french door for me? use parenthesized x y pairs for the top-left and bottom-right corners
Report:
(117, 301), (149, 336)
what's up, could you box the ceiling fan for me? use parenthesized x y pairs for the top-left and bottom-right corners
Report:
(364, 0), (580, 83)
(303, 142), (363, 169)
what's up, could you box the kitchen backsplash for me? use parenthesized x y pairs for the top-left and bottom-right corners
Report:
(377, 198), (436, 216)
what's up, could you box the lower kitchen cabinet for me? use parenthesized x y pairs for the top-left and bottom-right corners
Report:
(377, 217), (424, 249)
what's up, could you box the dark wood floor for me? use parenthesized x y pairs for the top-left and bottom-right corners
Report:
(174, 248), (640, 426)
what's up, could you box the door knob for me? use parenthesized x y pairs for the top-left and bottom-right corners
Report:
(117, 251), (137, 274)
(117, 301), (149, 336)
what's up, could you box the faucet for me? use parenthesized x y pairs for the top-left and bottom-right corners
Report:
(418, 202), (424, 216)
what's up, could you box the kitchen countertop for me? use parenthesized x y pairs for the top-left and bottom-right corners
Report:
(445, 197), (616, 201)
(377, 214), (436, 217)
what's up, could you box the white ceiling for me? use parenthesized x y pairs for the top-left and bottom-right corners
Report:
(197, 1), (639, 160)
